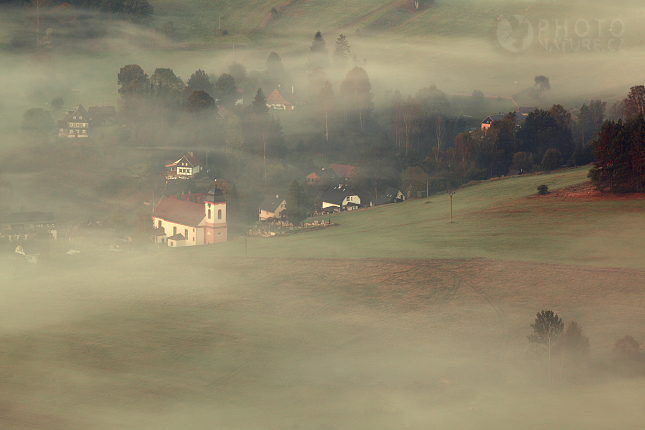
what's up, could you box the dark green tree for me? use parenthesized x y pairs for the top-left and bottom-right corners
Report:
(340, 67), (373, 130)
(51, 96), (64, 111)
(333, 34), (350, 68)
(541, 148), (562, 171)
(22, 108), (54, 134)
(623, 85), (645, 119)
(186, 69), (214, 96)
(118, 64), (148, 92)
(286, 180), (308, 225)
(529, 310), (564, 381)
(185, 90), (215, 113)
(215, 73), (238, 106)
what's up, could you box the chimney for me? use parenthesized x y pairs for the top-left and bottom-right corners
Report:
(276, 194), (279, 199)
(188, 151), (193, 157)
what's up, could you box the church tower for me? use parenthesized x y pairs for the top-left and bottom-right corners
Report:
(203, 187), (227, 244)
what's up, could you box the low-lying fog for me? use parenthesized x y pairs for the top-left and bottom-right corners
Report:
(1, 0), (645, 428)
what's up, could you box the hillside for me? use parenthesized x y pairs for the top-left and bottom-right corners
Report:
(188, 167), (645, 269)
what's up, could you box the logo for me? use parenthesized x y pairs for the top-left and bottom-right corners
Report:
(497, 15), (534, 53)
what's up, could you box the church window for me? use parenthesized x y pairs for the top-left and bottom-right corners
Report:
(218, 209), (222, 220)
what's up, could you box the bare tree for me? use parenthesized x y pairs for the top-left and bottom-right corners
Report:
(400, 96), (419, 155)
(319, 81), (335, 143)
(434, 117), (445, 162)
(29, 0), (49, 46)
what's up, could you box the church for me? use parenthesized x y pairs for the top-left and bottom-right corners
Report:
(151, 188), (227, 247)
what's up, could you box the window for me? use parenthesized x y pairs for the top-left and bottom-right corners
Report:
(158, 220), (162, 228)
(184, 229), (188, 239)
(173, 226), (177, 235)
(217, 232), (222, 236)
(208, 209), (211, 219)
(218, 209), (222, 220)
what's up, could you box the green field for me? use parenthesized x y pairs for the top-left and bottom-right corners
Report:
(2, 168), (645, 429)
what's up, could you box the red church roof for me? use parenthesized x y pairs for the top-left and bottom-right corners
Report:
(152, 196), (204, 227)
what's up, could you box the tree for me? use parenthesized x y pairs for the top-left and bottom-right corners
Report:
(623, 85), (645, 119)
(319, 81), (335, 143)
(161, 21), (175, 39)
(250, 88), (269, 117)
(398, 96), (420, 156)
(576, 99), (606, 144)
(22, 108), (53, 134)
(28, 0), (48, 46)
(186, 69), (214, 96)
(185, 90), (214, 113)
(511, 151), (533, 173)
(415, 85), (450, 115)
(214, 73), (238, 106)
(265, 52), (287, 87)
(552, 321), (590, 381)
(285, 180), (308, 225)
(51, 96), (64, 111)
(333, 34), (350, 68)
(613, 335), (640, 362)
(225, 113), (243, 154)
(340, 67), (373, 130)
(228, 62), (248, 86)
(150, 68), (184, 102)
(590, 114), (645, 193)
(401, 166), (430, 198)
(471, 89), (485, 111)
(310, 30), (326, 53)
(528, 310), (564, 381)
(534, 75), (551, 92)
(541, 148), (562, 171)
(118, 64), (148, 92)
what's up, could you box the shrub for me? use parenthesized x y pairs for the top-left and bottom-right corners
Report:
(537, 184), (549, 195)
(541, 148), (562, 171)
(613, 335), (641, 362)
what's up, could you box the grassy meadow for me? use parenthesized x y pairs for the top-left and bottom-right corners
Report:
(3, 167), (645, 429)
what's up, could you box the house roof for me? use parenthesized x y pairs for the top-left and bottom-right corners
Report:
(267, 87), (297, 105)
(0, 212), (56, 224)
(62, 104), (89, 122)
(258, 194), (285, 213)
(321, 186), (357, 206)
(153, 196), (205, 227)
(375, 187), (402, 205)
(329, 163), (355, 179)
(481, 113), (525, 126)
(307, 167), (336, 182)
(167, 233), (186, 241)
(166, 152), (201, 168)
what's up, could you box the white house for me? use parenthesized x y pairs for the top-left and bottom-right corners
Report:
(321, 186), (361, 212)
(165, 152), (202, 179)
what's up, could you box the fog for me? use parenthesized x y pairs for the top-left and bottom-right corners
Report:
(1, 0), (645, 428)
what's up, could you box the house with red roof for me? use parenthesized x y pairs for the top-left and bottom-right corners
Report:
(152, 188), (227, 247)
(266, 87), (296, 111)
(329, 163), (355, 180)
(165, 152), (202, 179)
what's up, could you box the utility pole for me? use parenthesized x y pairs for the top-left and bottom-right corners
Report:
(447, 190), (455, 223)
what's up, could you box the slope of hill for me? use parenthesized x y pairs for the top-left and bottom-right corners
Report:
(196, 167), (645, 269)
